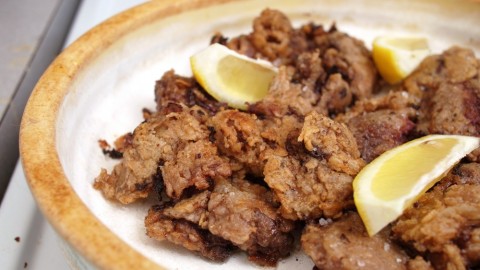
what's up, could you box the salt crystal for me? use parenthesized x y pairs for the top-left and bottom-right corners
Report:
(318, 218), (332, 226)
(396, 258), (402, 263)
(357, 260), (365, 267)
(384, 243), (390, 251)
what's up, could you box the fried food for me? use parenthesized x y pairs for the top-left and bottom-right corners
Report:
(263, 112), (364, 220)
(94, 8), (480, 269)
(207, 176), (295, 265)
(145, 204), (234, 262)
(94, 105), (231, 203)
(345, 109), (415, 162)
(301, 212), (408, 270)
(408, 47), (480, 161)
(392, 164), (480, 270)
(146, 175), (295, 265)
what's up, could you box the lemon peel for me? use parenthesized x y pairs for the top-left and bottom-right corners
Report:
(353, 134), (480, 236)
(372, 36), (430, 84)
(190, 43), (277, 110)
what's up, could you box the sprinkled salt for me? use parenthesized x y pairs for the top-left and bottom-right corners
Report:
(357, 260), (366, 267)
(396, 258), (402, 263)
(318, 218), (332, 226)
(384, 243), (390, 251)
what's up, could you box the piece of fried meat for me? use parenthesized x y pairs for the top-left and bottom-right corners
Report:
(301, 212), (409, 270)
(94, 105), (231, 203)
(146, 175), (296, 266)
(263, 111), (365, 220)
(393, 163), (480, 270)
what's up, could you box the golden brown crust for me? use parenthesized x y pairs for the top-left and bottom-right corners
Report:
(20, 1), (480, 270)
(302, 212), (409, 270)
(145, 206), (234, 262)
(264, 112), (363, 220)
(393, 182), (480, 269)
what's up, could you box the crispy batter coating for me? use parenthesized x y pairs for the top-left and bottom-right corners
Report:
(224, 34), (257, 58)
(246, 9), (376, 117)
(162, 191), (211, 227)
(94, 106), (231, 203)
(152, 175), (295, 266)
(145, 205), (234, 262)
(264, 112), (364, 220)
(301, 212), (409, 270)
(346, 110), (415, 162)
(207, 177), (295, 266)
(406, 257), (434, 270)
(162, 139), (230, 199)
(436, 162), (480, 191)
(249, 65), (325, 117)
(316, 31), (377, 100)
(209, 110), (267, 176)
(403, 47), (480, 160)
(294, 50), (325, 93)
(299, 111), (365, 175)
(403, 47), (479, 103)
(336, 90), (418, 123)
(260, 114), (304, 150)
(393, 180), (480, 270)
(155, 70), (224, 115)
(94, 8), (480, 269)
(251, 9), (300, 63)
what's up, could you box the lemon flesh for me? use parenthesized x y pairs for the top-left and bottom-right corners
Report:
(190, 43), (277, 110)
(353, 135), (480, 236)
(372, 36), (430, 84)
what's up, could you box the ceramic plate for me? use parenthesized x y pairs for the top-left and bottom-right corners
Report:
(20, 0), (480, 269)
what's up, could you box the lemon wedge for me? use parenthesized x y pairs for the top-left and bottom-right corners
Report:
(372, 36), (430, 84)
(190, 43), (277, 110)
(353, 134), (480, 236)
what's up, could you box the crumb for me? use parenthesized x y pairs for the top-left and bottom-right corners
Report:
(318, 218), (332, 226)
(98, 139), (109, 149)
(142, 108), (153, 120)
(14, 237), (20, 242)
(98, 139), (123, 159)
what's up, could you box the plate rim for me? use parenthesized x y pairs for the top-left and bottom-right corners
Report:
(19, 1), (239, 269)
(19, 0), (480, 269)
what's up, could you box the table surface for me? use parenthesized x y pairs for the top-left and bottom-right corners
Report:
(0, 1), (147, 269)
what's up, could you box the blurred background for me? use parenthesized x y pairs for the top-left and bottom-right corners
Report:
(0, 0), (147, 268)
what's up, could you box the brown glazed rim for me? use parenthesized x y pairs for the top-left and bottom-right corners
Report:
(19, 1), (236, 269)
